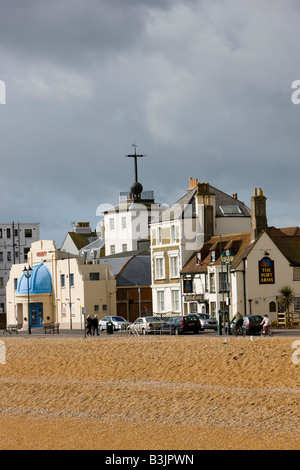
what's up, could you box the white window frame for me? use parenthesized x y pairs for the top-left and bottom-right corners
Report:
(171, 289), (180, 312)
(157, 226), (162, 245)
(154, 253), (165, 280)
(294, 297), (300, 311)
(169, 253), (179, 278)
(109, 218), (115, 231)
(293, 267), (300, 281)
(209, 272), (215, 292)
(170, 224), (176, 243)
(157, 290), (165, 313)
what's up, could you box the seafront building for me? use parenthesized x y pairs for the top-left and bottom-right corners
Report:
(4, 173), (300, 330)
(181, 189), (300, 324)
(150, 178), (251, 316)
(6, 240), (116, 330)
(0, 222), (40, 315)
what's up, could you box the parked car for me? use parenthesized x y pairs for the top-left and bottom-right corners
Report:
(242, 315), (263, 335)
(158, 314), (201, 335)
(99, 316), (131, 331)
(128, 316), (164, 335)
(197, 314), (218, 331)
(228, 315), (263, 335)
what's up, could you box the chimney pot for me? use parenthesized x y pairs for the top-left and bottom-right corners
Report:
(189, 177), (198, 190)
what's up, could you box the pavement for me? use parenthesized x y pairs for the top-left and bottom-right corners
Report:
(2, 327), (300, 338)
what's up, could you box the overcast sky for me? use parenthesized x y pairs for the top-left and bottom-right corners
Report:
(1, 0), (300, 247)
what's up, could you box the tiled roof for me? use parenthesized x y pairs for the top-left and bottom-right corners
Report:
(99, 254), (151, 286)
(67, 231), (98, 250)
(181, 232), (253, 274)
(152, 185), (250, 224)
(268, 226), (300, 265)
(181, 226), (300, 274)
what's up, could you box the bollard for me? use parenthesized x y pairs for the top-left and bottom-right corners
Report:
(106, 321), (114, 335)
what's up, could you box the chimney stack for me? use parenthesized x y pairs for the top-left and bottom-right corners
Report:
(196, 182), (215, 242)
(188, 177), (198, 191)
(251, 188), (268, 241)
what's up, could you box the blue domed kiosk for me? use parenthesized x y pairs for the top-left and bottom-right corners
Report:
(17, 262), (53, 328)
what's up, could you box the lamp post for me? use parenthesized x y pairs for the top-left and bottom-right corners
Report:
(23, 266), (33, 335)
(220, 250), (234, 335)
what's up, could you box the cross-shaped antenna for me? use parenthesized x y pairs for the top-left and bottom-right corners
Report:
(126, 142), (146, 183)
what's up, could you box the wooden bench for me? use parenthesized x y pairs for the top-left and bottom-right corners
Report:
(3, 324), (22, 334)
(43, 322), (60, 334)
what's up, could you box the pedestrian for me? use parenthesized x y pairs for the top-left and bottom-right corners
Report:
(92, 314), (99, 336)
(86, 315), (93, 336)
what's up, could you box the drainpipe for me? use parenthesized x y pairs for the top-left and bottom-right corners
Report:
(243, 258), (247, 316)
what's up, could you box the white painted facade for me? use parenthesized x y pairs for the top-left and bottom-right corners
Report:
(232, 232), (300, 322)
(0, 222), (40, 314)
(103, 193), (163, 256)
(6, 240), (116, 330)
(151, 179), (251, 315)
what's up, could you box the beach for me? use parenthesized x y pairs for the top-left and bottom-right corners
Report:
(0, 335), (299, 450)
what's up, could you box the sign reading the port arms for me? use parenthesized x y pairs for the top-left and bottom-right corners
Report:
(258, 257), (275, 284)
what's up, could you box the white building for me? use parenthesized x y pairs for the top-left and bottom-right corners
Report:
(150, 178), (251, 315)
(6, 240), (116, 330)
(0, 222), (40, 314)
(103, 190), (164, 256)
(61, 222), (100, 255)
(181, 188), (300, 323)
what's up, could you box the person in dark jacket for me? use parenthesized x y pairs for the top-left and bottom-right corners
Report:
(92, 315), (99, 336)
(86, 315), (93, 336)
(232, 311), (243, 328)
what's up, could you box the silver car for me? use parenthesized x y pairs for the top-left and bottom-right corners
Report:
(99, 316), (131, 331)
(128, 316), (164, 335)
(197, 314), (218, 331)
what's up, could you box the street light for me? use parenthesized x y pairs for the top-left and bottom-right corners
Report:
(220, 250), (234, 336)
(137, 283), (141, 318)
(23, 265), (33, 335)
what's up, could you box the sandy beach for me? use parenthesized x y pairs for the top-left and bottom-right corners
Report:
(0, 335), (299, 450)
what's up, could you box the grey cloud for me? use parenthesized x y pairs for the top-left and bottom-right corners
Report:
(0, 0), (300, 245)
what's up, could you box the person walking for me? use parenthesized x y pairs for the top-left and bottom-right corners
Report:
(86, 315), (93, 336)
(92, 315), (99, 336)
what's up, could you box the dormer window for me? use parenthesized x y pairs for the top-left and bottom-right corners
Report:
(210, 250), (216, 263)
(219, 205), (242, 216)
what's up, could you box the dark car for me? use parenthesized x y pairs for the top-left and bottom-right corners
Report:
(230, 315), (263, 335)
(243, 315), (263, 334)
(158, 314), (201, 335)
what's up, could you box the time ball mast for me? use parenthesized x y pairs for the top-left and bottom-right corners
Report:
(126, 142), (146, 200)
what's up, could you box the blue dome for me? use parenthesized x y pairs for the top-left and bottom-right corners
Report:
(17, 262), (53, 295)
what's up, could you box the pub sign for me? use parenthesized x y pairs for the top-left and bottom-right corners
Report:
(258, 257), (275, 284)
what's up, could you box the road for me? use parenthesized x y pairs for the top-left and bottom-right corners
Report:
(4, 327), (300, 338)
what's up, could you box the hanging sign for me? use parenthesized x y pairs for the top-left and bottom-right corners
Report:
(258, 257), (275, 284)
